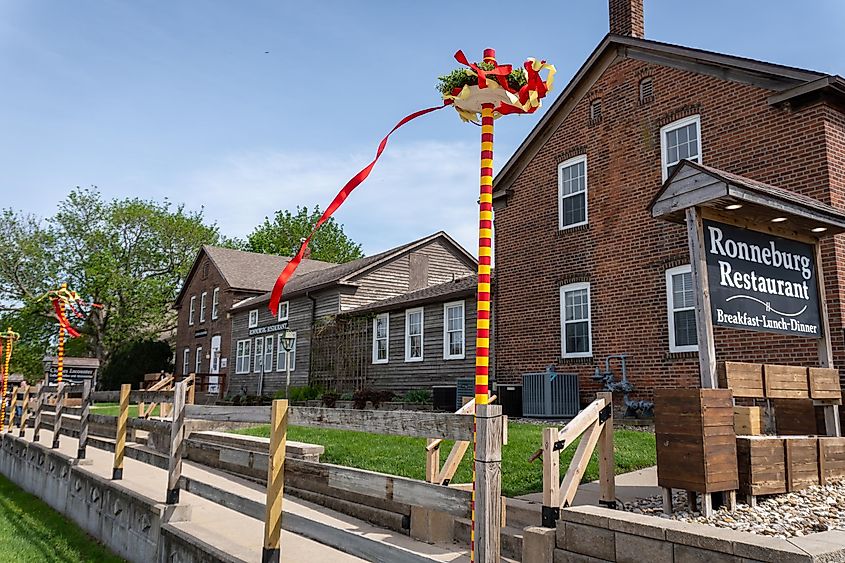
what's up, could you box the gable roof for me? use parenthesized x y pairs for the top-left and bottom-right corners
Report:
(343, 274), (478, 315)
(175, 245), (335, 306)
(493, 33), (841, 199)
(231, 231), (477, 310)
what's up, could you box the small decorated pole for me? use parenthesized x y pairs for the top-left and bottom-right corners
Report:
(0, 328), (20, 433)
(56, 324), (65, 384)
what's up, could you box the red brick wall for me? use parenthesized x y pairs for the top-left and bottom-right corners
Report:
(493, 57), (845, 405)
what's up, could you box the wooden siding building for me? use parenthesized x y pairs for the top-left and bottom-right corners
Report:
(227, 232), (478, 395)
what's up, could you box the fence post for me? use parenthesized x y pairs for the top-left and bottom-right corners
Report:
(597, 391), (616, 509)
(263, 399), (288, 563)
(7, 385), (18, 431)
(166, 381), (187, 503)
(474, 403), (503, 563)
(77, 380), (91, 460)
(425, 439), (440, 483)
(52, 382), (65, 449)
(33, 380), (45, 443)
(113, 384), (130, 479)
(18, 382), (30, 437)
(542, 426), (561, 527)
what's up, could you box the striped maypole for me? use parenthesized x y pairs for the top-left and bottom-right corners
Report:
(56, 324), (65, 384)
(471, 47), (497, 563)
(0, 331), (13, 432)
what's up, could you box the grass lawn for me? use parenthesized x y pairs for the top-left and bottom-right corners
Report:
(90, 403), (160, 418)
(234, 421), (655, 497)
(0, 473), (124, 562)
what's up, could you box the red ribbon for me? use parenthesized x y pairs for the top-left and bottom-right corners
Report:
(268, 102), (449, 314)
(453, 50), (512, 90)
(52, 298), (81, 338)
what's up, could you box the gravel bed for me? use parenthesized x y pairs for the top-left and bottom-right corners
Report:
(624, 482), (845, 538)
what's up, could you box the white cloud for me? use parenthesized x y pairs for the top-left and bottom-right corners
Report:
(187, 139), (491, 256)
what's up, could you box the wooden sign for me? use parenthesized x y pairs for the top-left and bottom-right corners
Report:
(704, 219), (821, 338)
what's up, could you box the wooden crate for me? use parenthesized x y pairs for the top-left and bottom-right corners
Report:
(764, 365), (809, 399)
(655, 388), (738, 493)
(808, 368), (842, 401)
(736, 437), (786, 496)
(733, 406), (763, 435)
(717, 362), (764, 398)
(773, 399), (822, 435)
(819, 437), (845, 484)
(785, 437), (819, 491)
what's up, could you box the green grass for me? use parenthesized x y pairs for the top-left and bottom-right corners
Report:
(234, 422), (656, 497)
(90, 403), (160, 417)
(0, 473), (124, 562)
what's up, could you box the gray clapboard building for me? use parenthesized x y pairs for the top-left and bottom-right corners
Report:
(228, 232), (480, 395)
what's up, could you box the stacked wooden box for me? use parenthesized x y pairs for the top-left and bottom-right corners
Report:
(733, 406), (763, 435)
(819, 437), (845, 484)
(736, 437), (786, 496)
(655, 388), (738, 494)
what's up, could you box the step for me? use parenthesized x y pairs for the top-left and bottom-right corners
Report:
(453, 517), (524, 561)
(505, 497), (542, 529)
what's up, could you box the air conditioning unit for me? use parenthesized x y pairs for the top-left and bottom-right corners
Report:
(522, 370), (580, 418)
(456, 377), (475, 410)
(432, 385), (457, 412)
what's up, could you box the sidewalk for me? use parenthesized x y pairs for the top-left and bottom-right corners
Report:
(516, 465), (659, 507)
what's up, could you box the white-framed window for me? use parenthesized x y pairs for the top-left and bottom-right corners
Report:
(660, 114), (701, 181)
(372, 313), (389, 364)
(199, 292), (207, 322)
(264, 335), (274, 372)
(666, 265), (698, 353)
(560, 282), (592, 358)
(195, 346), (203, 373)
(277, 301), (289, 322)
(248, 309), (259, 328)
(405, 307), (424, 362)
(253, 337), (264, 373)
(211, 287), (219, 320)
(182, 348), (190, 375)
(276, 333), (296, 371)
(189, 296), (196, 326)
(443, 301), (465, 360)
(558, 155), (588, 230)
(235, 339), (251, 374)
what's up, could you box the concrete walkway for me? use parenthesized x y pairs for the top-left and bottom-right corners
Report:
(16, 427), (474, 562)
(516, 466), (660, 508)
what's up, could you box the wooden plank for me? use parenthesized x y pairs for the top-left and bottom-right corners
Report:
(686, 206), (717, 387)
(785, 437), (820, 491)
(263, 399), (288, 562)
(438, 440), (469, 486)
(554, 398), (606, 449)
(542, 427), (560, 517)
(76, 380), (90, 460)
(32, 379), (45, 443)
(184, 405), (475, 441)
(180, 475), (264, 520)
(560, 420), (603, 508)
(426, 394), (495, 452)
(18, 382), (30, 438)
(733, 406), (763, 435)
(113, 384), (129, 480)
(809, 368), (841, 401)
(773, 399), (819, 435)
(425, 439), (440, 483)
(597, 392), (615, 507)
(717, 362), (765, 398)
(474, 404), (502, 563)
(815, 242), (835, 372)
(166, 381), (186, 504)
(765, 365), (810, 399)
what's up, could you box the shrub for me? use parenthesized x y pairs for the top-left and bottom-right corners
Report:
(340, 392), (353, 401)
(402, 389), (432, 404)
(352, 388), (395, 409)
(321, 391), (339, 408)
(273, 385), (323, 402)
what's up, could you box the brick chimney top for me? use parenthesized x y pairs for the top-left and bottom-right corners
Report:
(609, 0), (644, 38)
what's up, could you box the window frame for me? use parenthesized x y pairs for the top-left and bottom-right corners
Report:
(557, 155), (589, 230)
(235, 339), (251, 374)
(277, 301), (289, 322)
(211, 287), (220, 320)
(404, 307), (424, 362)
(199, 291), (207, 323)
(660, 114), (701, 182)
(189, 296), (196, 326)
(195, 346), (203, 374)
(253, 337), (264, 373)
(264, 334), (274, 372)
(442, 300), (466, 360)
(182, 348), (190, 376)
(276, 333), (297, 371)
(248, 309), (259, 329)
(372, 312), (390, 364)
(559, 282), (592, 358)
(666, 264), (699, 353)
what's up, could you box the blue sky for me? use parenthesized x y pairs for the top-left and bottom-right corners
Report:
(2, 0), (845, 255)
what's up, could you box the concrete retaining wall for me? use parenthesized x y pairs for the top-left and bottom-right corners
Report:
(522, 505), (845, 563)
(0, 433), (239, 563)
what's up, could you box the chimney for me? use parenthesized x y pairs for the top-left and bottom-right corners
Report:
(299, 237), (312, 260)
(609, 0), (644, 38)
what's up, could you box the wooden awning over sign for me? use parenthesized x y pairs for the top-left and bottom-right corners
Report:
(650, 160), (845, 238)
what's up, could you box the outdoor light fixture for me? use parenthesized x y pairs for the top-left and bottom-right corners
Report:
(771, 217), (788, 223)
(725, 204), (743, 210)
(282, 330), (296, 399)
(812, 227), (828, 233)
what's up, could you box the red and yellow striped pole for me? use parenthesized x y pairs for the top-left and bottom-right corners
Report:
(0, 330), (15, 432)
(57, 324), (65, 384)
(471, 47), (497, 563)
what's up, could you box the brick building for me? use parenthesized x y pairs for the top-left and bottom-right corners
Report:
(492, 0), (845, 405)
(173, 246), (334, 386)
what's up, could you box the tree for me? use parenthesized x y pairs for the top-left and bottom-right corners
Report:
(0, 187), (222, 375)
(246, 206), (363, 264)
(98, 339), (173, 390)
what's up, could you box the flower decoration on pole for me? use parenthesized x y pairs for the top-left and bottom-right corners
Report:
(0, 327), (20, 432)
(37, 283), (102, 383)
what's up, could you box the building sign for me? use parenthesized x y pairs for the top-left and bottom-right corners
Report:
(248, 321), (288, 336)
(704, 219), (821, 338)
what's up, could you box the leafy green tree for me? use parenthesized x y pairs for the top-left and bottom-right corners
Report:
(246, 206), (363, 264)
(98, 339), (173, 390)
(0, 187), (222, 375)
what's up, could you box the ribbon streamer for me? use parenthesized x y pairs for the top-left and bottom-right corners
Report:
(268, 102), (449, 313)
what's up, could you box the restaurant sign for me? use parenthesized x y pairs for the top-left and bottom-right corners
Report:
(248, 321), (288, 336)
(704, 220), (821, 338)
